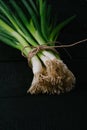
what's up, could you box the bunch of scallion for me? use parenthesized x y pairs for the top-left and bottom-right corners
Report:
(0, 0), (76, 94)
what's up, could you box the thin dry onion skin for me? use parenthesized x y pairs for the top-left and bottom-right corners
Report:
(27, 58), (76, 95)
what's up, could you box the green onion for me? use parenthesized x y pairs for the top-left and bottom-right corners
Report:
(0, 0), (76, 94)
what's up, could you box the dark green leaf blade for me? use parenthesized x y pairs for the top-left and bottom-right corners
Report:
(0, 33), (20, 49)
(21, 0), (40, 32)
(39, 0), (48, 41)
(49, 15), (76, 41)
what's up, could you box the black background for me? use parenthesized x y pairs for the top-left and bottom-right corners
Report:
(0, 0), (87, 129)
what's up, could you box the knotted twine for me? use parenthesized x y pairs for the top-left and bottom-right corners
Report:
(22, 39), (87, 65)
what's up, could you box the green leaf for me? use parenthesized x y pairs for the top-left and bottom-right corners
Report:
(27, 19), (45, 45)
(12, 15), (38, 46)
(0, 33), (20, 49)
(21, 0), (40, 31)
(28, 0), (38, 15)
(0, 29), (17, 42)
(0, 0), (18, 31)
(39, 0), (48, 41)
(49, 15), (76, 41)
(0, 19), (30, 48)
(0, 0), (76, 50)
(9, 0), (29, 25)
(0, 0), (37, 47)
(0, 14), (12, 27)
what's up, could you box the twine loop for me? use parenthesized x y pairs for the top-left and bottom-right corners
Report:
(22, 39), (87, 64)
(22, 45), (57, 64)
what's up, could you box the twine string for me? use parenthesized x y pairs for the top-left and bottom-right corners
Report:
(28, 45), (57, 63)
(22, 38), (87, 62)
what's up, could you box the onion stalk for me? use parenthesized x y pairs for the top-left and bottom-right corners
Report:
(0, 0), (76, 94)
